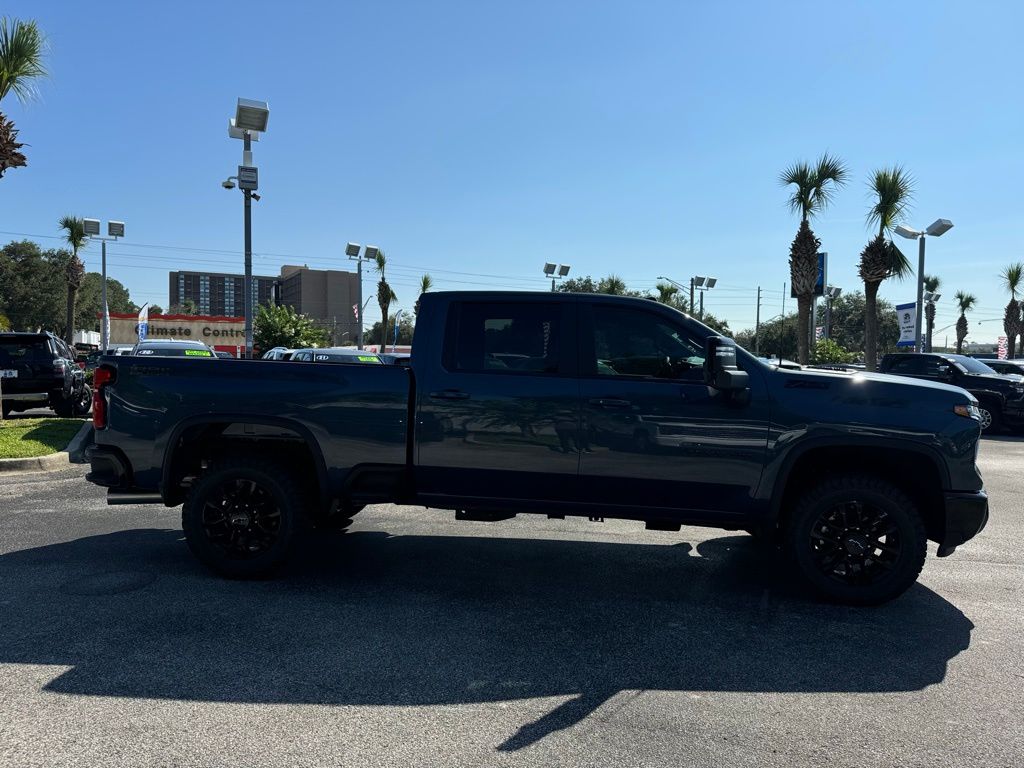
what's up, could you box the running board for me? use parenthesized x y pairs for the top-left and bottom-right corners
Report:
(107, 490), (163, 505)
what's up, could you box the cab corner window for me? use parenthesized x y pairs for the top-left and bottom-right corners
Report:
(590, 305), (705, 381)
(447, 302), (563, 375)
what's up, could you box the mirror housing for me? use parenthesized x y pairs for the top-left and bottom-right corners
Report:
(704, 336), (750, 391)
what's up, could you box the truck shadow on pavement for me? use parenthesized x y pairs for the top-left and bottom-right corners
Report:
(0, 526), (973, 752)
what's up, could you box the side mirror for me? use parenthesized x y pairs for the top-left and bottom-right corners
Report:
(704, 336), (750, 392)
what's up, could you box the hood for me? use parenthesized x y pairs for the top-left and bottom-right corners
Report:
(764, 365), (974, 399)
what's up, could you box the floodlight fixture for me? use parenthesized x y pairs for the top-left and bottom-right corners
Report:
(107, 221), (125, 238)
(83, 218), (101, 236)
(894, 224), (921, 240)
(345, 242), (361, 257)
(543, 263), (556, 275)
(704, 277), (717, 289)
(364, 245), (381, 261)
(557, 264), (571, 277)
(234, 98), (270, 133)
(925, 218), (953, 237)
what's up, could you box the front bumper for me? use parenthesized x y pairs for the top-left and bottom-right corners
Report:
(937, 491), (989, 556)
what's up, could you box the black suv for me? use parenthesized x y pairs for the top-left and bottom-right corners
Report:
(0, 332), (92, 417)
(880, 352), (1024, 433)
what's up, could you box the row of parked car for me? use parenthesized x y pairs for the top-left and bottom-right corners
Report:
(261, 345), (411, 366)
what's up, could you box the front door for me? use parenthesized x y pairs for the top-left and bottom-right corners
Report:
(415, 298), (580, 505)
(577, 302), (770, 519)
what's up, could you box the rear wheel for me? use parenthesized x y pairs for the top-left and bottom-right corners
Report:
(71, 384), (92, 416)
(182, 458), (299, 578)
(786, 474), (927, 605)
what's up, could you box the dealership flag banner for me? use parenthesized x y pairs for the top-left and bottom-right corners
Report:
(998, 336), (1009, 359)
(137, 304), (149, 342)
(895, 302), (916, 347)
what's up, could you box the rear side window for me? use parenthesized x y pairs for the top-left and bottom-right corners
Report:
(886, 356), (924, 374)
(447, 302), (563, 374)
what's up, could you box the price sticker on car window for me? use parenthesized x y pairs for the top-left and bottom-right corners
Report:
(357, 355), (380, 363)
(184, 349), (213, 357)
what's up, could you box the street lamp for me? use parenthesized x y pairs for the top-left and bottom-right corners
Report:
(692, 275), (717, 320)
(543, 263), (571, 292)
(346, 242), (378, 350)
(895, 218), (953, 353)
(224, 97), (270, 358)
(823, 285), (842, 340)
(83, 218), (124, 353)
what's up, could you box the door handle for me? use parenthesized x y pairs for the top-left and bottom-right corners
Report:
(429, 390), (470, 400)
(588, 398), (632, 409)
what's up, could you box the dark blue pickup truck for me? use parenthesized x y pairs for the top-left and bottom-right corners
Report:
(86, 292), (989, 604)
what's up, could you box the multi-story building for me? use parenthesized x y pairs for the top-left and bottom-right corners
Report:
(278, 265), (361, 345)
(168, 271), (276, 316)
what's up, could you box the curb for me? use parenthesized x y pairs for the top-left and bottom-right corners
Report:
(0, 421), (94, 475)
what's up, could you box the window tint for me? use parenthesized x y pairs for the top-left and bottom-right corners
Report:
(589, 305), (705, 380)
(887, 356), (924, 374)
(450, 302), (562, 374)
(0, 339), (50, 364)
(921, 357), (954, 377)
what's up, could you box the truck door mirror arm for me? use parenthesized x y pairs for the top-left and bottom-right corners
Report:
(703, 336), (750, 392)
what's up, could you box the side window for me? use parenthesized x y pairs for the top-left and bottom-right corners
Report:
(888, 356), (923, 374)
(589, 305), (705, 380)
(447, 302), (562, 374)
(923, 358), (954, 377)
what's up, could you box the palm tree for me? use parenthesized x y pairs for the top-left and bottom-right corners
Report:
(780, 153), (848, 365)
(601, 275), (627, 295)
(58, 215), (87, 344)
(1001, 263), (1023, 360)
(374, 252), (397, 349)
(0, 17), (47, 179)
(923, 274), (941, 352)
(858, 167), (914, 370)
(954, 291), (976, 354)
(414, 273), (432, 316)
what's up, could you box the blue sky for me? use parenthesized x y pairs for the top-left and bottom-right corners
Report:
(2, 0), (1022, 343)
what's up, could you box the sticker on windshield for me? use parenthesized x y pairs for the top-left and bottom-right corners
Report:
(315, 354), (331, 361)
(357, 355), (380, 363)
(184, 349), (213, 357)
(137, 349), (155, 355)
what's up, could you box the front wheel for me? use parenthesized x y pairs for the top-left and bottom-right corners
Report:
(977, 402), (1002, 434)
(182, 458), (299, 578)
(786, 474), (927, 605)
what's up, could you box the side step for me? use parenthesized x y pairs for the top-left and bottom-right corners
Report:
(645, 520), (682, 532)
(107, 490), (164, 505)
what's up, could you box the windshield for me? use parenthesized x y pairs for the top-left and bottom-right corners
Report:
(952, 356), (998, 375)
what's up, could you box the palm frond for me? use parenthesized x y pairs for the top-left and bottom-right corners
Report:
(57, 215), (87, 253)
(884, 240), (913, 280)
(1001, 262), (1024, 299)
(923, 273), (941, 293)
(810, 151), (849, 211)
(954, 290), (977, 314)
(866, 166), (915, 236)
(780, 153), (848, 221)
(419, 273), (433, 294)
(373, 252), (386, 275)
(780, 160), (815, 219)
(0, 17), (48, 104)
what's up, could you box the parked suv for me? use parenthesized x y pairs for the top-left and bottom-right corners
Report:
(880, 352), (1024, 433)
(0, 332), (92, 417)
(982, 359), (1024, 378)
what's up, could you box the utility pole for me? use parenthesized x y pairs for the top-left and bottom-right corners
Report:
(754, 286), (762, 356)
(780, 282), (786, 363)
(689, 278), (695, 315)
(243, 130), (253, 358)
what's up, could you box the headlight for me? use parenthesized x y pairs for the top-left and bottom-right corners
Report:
(954, 403), (981, 421)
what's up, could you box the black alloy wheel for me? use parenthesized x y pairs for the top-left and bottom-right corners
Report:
(200, 477), (282, 559)
(808, 501), (900, 586)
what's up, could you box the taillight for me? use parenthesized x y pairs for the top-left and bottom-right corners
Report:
(53, 360), (65, 375)
(92, 365), (116, 429)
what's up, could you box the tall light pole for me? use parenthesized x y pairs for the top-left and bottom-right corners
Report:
(224, 98), (269, 358)
(346, 243), (376, 350)
(83, 219), (124, 352)
(543, 263), (571, 291)
(895, 218), (953, 353)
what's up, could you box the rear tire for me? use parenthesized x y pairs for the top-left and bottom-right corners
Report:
(71, 385), (92, 417)
(182, 457), (299, 578)
(786, 474), (927, 605)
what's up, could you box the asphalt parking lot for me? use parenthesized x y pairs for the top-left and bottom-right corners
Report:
(0, 438), (1021, 768)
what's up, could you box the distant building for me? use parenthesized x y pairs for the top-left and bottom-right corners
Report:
(169, 270), (276, 316)
(278, 265), (361, 345)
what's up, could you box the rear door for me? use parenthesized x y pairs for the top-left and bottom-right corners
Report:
(415, 297), (580, 505)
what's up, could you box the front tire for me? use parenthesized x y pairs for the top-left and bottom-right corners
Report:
(182, 458), (299, 578)
(786, 474), (927, 605)
(978, 402), (1002, 434)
